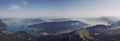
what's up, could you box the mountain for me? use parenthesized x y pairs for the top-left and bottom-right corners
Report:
(99, 16), (120, 22)
(27, 20), (88, 35)
(111, 20), (120, 27)
(0, 19), (36, 41)
(37, 29), (95, 41)
(37, 24), (120, 41)
(23, 18), (47, 24)
(115, 21), (120, 26)
(86, 25), (110, 35)
(0, 19), (7, 31)
(83, 24), (120, 41)
(1, 18), (120, 41)
(0, 31), (37, 41)
(36, 24), (109, 41)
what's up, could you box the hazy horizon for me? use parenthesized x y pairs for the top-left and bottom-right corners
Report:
(0, 0), (120, 18)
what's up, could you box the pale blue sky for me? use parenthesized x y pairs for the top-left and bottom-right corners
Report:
(0, 0), (120, 18)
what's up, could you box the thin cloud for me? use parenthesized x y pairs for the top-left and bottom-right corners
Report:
(23, 1), (27, 5)
(23, 0), (28, 5)
(8, 5), (21, 10)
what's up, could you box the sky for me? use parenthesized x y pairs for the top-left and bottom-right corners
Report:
(0, 0), (120, 18)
